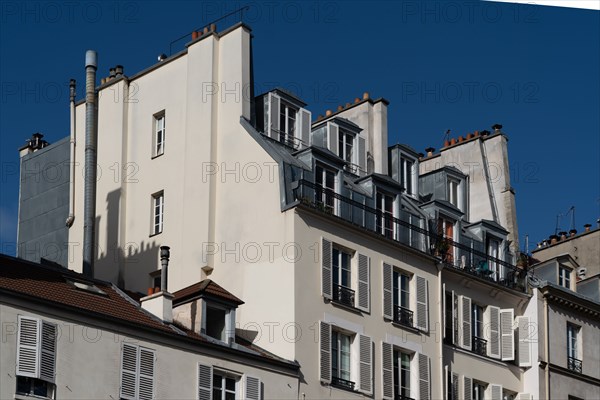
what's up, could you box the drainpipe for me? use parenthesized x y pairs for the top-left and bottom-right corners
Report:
(436, 261), (444, 400)
(66, 79), (77, 228)
(544, 295), (550, 400)
(83, 50), (98, 278)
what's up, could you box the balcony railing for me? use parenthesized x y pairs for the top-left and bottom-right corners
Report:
(334, 284), (355, 308)
(395, 395), (416, 400)
(394, 306), (414, 328)
(292, 180), (526, 292)
(567, 357), (582, 374)
(332, 376), (355, 391)
(472, 336), (487, 356)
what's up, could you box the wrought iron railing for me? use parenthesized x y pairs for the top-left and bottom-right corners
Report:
(333, 284), (355, 307)
(332, 376), (355, 391)
(395, 395), (416, 400)
(394, 306), (414, 328)
(472, 336), (488, 356)
(293, 180), (526, 292)
(567, 356), (582, 373)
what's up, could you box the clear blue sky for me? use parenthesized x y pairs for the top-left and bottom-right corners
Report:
(1, 1), (598, 255)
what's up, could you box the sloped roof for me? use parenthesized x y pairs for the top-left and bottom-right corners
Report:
(173, 279), (244, 306)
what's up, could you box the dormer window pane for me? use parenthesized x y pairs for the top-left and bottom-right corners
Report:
(377, 192), (395, 239)
(316, 165), (336, 213)
(401, 157), (414, 195)
(206, 306), (226, 341)
(338, 131), (354, 162)
(559, 266), (571, 289)
(279, 102), (296, 145)
(448, 178), (459, 207)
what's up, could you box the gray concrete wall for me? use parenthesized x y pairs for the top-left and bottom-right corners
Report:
(17, 137), (70, 267)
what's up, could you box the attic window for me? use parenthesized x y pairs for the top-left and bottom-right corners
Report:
(67, 280), (106, 296)
(206, 305), (227, 341)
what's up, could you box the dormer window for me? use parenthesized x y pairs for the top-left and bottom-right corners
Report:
(315, 164), (336, 213)
(376, 191), (395, 239)
(205, 304), (228, 341)
(338, 130), (354, 163)
(400, 156), (414, 195)
(279, 101), (297, 145)
(559, 266), (572, 289)
(448, 177), (460, 208)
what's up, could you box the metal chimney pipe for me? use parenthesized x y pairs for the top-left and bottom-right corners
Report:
(66, 79), (77, 228)
(160, 246), (170, 292)
(83, 50), (98, 278)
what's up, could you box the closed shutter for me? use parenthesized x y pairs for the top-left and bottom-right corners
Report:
(487, 306), (501, 358)
(415, 275), (429, 331)
(452, 290), (458, 345)
(298, 109), (311, 148)
(322, 238), (332, 299)
(357, 136), (366, 173)
(16, 316), (39, 378)
(120, 343), (138, 400)
(138, 347), (155, 400)
(463, 376), (473, 400)
(39, 321), (56, 383)
(357, 254), (370, 312)
(268, 92), (280, 140)
(245, 375), (261, 400)
(500, 309), (515, 361)
(327, 122), (339, 155)
(487, 384), (503, 400)
(358, 334), (373, 395)
(451, 373), (459, 400)
(460, 296), (472, 350)
(319, 321), (331, 383)
(381, 342), (394, 400)
(383, 263), (393, 320)
(516, 316), (532, 367)
(197, 363), (213, 400)
(418, 353), (430, 400)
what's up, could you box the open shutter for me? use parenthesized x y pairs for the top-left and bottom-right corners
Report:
(298, 109), (311, 148)
(452, 290), (458, 345)
(245, 375), (261, 400)
(451, 373), (459, 400)
(460, 296), (472, 350)
(120, 343), (138, 400)
(418, 353), (430, 400)
(487, 384), (503, 400)
(383, 263), (393, 320)
(138, 348), (155, 400)
(197, 363), (213, 400)
(357, 254), (370, 312)
(500, 309), (515, 361)
(516, 316), (532, 367)
(327, 122), (339, 155)
(319, 321), (331, 383)
(381, 342), (394, 400)
(516, 393), (532, 400)
(486, 306), (501, 358)
(268, 92), (280, 140)
(463, 376), (473, 400)
(415, 275), (429, 331)
(357, 136), (366, 173)
(322, 238), (332, 299)
(17, 316), (39, 378)
(358, 334), (373, 395)
(39, 321), (56, 383)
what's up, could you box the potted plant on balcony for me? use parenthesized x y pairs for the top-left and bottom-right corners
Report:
(435, 238), (450, 260)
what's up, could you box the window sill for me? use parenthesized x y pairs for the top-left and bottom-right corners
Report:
(391, 320), (422, 334)
(329, 299), (364, 315)
(15, 394), (53, 400)
(149, 231), (163, 238)
(329, 382), (360, 395)
(151, 152), (164, 160)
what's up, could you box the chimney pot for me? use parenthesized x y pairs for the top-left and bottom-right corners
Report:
(203, 26), (209, 34)
(337, 105), (343, 111)
(109, 67), (116, 78)
(115, 65), (123, 76)
(559, 231), (567, 241)
(450, 138), (456, 146)
(192, 31), (199, 40)
(550, 234), (558, 245)
(325, 110), (332, 116)
(210, 23), (216, 32)
(466, 133), (473, 139)
(317, 115), (324, 120)
(345, 102), (351, 108)
(363, 92), (370, 100)
(569, 229), (577, 237)
(492, 124), (503, 132)
(147, 287), (154, 295)
(443, 140), (450, 148)
(458, 136), (464, 143)
(584, 223), (592, 232)
(425, 147), (435, 157)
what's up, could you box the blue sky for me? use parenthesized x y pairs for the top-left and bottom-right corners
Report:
(1, 1), (598, 255)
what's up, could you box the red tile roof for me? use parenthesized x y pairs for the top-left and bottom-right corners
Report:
(173, 279), (244, 306)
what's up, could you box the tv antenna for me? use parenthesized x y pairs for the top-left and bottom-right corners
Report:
(555, 206), (575, 235)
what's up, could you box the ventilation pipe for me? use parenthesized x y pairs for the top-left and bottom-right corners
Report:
(83, 50), (98, 278)
(141, 246), (173, 323)
(66, 79), (77, 228)
(160, 246), (170, 291)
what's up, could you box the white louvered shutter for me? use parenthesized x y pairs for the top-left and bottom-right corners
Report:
(415, 275), (429, 331)
(197, 363), (213, 400)
(460, 296), (472, 350)
(39, 321), (56, 383)
(319, 321), (331, 383)
(516, 316), (532, 367)
(327, 122), (339, 155)
(245, 375), (261, 400)
(500, 309), (515, 361)
(120, 343), (138, 400)
(357, 254), (370, 312)
(357, 136), (366, 173)
(463, 376), (473, 400)
(268, 92), (280, 140)
(321, 238), (332, 299)
(298, 109), (312, 148)
(487, 306), (501, 358)
(358, 334), (373, 395)
(418, 353), (430, 400)
(451, 373), (459, 400)
(381, 342), (394, 400)
(17, 316), (39, 378)
(383, 263), (393, 320)
(452, 290), (458, 345)
(487, 384), (503, 400)
(516, 393), (532, 400)
(138, 348), (155, 400)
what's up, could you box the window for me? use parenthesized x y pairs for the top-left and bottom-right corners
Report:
(153, 113), (165, 157)
(567, 323), (582, 373)
(206, 306), (227, 341)
(279, 101), (297, 145)
(315, 164), (336, 213)
(473, 382), (486, 400)
(447, 178), (460, 207)
(393, 350), (411, 398)
(198, 364), (261, 400)
(213, 372), (238, 400)
(384, 263), (429, 331)
(338, 130), (354, 163)
(332, 330), (352, 388)
(393, 270), (412, 327)
(559, 266), (572, 289)
(486, 236), (501, 281)
(444, 291), (455, 344)
(120, 343), (155, 400)
(332, 247), (354, 307)
(151, 192), (164, 235)
(437, 217), (455, 263)
(472, 304), (486, 356)
(16, 316), (56, 398)
(376, 191), (395, 239)
(400, 156), (414, 195)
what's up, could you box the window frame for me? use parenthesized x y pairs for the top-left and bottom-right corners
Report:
(473, 381), (486, 400)
(400, 155), (415, 196)
(376, 190), (395, 239)
(447, 177), (461, 208)
(278, 100), (297, 145)
(393, 349), (412, 399)
(152, 112), (165, 158)
(567, 322), (581, 360)
(315, 163), (337, 214)
(338, 129), (355, 163)
(331, 330), (353, 384)
(212, 370), (239, 400)
(151, 191), (164, 236)
(559, 266), (572, 289)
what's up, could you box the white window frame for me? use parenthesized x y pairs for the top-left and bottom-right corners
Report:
(278, 101), (297, 144)
(376, 191), (395, 239)
(559, 266), (572, 289)
(212, 370), (240, 400)
(567, 323), (581, 360)
(338, 129), (354, 163)
(315, 164), (337, 214)
(331, 329), (353, 383)
(393, 349), (412, 399)
(151, 191), (164, 235)
(153, 112), (165, 157)
(400, 155), (416, 196)
(473, 381), (487, 400)
(486, 235), (502, 281)
(447, 177), (461, 209)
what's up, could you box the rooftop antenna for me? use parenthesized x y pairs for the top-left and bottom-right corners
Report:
(555, 206), (575, 235)
(444, 129), (451, 142)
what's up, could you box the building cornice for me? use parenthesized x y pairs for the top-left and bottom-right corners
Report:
(548, 362), (600, 386)
(539, 284), (600, 318)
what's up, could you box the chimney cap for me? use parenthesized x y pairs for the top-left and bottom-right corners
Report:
(492, 123), (502, 131)
(425, 147), (435, 153)
(160, 246), (171, 260)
